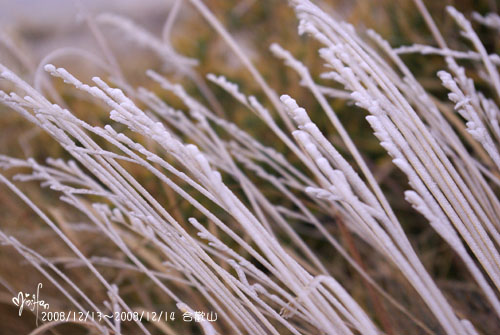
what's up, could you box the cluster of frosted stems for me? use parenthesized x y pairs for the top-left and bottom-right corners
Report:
(0, 0), (499, 334)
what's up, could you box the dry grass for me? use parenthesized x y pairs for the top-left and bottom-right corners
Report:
(0, 0), (499, 334)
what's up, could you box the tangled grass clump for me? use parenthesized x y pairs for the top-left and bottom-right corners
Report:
(1, 0), (500, 334)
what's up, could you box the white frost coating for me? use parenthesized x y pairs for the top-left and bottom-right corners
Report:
(206, 74), (248, 105)
(439, 70), (500, 170)
(1, 2), (499, 334)
(305, 186), (341, 202)
(473, 12), (500, 31)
